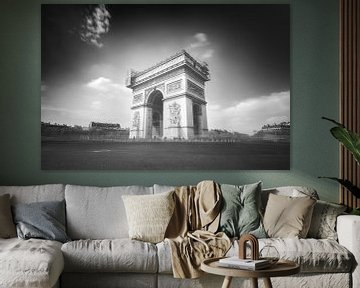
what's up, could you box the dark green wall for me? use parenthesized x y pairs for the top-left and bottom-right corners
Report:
(0, 0), (340, 203)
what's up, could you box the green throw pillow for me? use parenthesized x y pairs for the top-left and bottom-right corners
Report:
(218, 182), (266, 238)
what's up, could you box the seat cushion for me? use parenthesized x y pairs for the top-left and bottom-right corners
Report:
(158, 238), (353, 274)
(61, 239), (158, 273)
(228, 238), (354, 273)
(0, 238), (64, 288)
(65, 185), (153, 239)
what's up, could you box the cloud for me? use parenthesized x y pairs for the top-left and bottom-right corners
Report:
(208, 91), (290, 134)
(190, 33), (210, 48)
(188, 32), (214, 60)
(79, 4), (111, 48)
(86, 77), (129, 94)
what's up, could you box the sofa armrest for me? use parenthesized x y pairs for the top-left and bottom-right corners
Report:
(337, 215), (360, 288)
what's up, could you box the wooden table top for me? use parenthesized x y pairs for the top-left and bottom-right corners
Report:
(201, 257), (300, 278)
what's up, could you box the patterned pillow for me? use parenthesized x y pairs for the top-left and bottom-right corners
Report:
(218, 182), (266, 238)
(122, 190), (175, 243)
(307, 200), (347, 240)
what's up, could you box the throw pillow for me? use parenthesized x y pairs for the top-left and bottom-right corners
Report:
(12, 200), (70, 243)
(307, 200), (347, 240)
(263, 193), (316, 238)
(218, 182), (266, 238)
(122, 190), (175, 243)
(0, 194), (17, 238)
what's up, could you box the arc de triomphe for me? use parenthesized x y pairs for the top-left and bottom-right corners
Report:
(126, 50), (210, 140)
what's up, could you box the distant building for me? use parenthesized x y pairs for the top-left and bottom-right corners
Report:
(89, 122), (121, 130)
(253, 122), (290, 142)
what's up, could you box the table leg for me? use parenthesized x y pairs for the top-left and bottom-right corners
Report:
(251, 278), (258, 288)
(221, 276), (233, 288)
(263, 277), (273, 288)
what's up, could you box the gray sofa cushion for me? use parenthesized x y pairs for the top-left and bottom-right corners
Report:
(261, 186), (319, 213)
(62, 239), (158, 273)
(0, 184), (65, 204)
(12, 200), (70, 243)
(65, 185), (153, 239)
(0, 238), (64, 288)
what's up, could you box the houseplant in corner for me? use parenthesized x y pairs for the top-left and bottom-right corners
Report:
(319, 117), (360, 215)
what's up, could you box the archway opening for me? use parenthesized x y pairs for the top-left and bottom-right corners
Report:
(147, 90), (163, 139)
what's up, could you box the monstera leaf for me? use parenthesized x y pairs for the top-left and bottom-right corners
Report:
(320, 117), (360, 200)
(322, 117), (360, 165)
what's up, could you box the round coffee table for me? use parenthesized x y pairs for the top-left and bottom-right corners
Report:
(201, 257), (300, 288)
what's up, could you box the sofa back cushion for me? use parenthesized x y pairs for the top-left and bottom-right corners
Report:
(261, 186), (319, 213)
(65, 185), (153, 239)
(0, 184), (65, 204)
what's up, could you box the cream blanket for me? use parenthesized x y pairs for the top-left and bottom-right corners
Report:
(165, 180), (231, 278)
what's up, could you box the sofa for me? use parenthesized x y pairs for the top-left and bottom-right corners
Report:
(0, 183), (359, 288)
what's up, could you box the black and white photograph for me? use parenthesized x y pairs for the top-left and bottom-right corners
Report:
(41, 4), (290, 170)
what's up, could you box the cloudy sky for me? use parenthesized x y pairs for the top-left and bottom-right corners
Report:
(41, 4), (290, 134)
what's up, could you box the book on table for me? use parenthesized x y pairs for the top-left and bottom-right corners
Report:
(218, 257), (271, 270)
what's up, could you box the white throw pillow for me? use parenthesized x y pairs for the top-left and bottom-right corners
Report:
(122, 191), (175, 243)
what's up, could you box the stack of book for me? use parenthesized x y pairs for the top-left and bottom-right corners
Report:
(218, 257), (271, 270)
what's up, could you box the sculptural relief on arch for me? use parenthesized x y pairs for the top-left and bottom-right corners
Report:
(126, 50), (210, 140)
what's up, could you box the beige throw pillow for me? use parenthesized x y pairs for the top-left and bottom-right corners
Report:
(122, 191), (175, 243)
(263, 193), (316, 238)
(0, 194), (17, 238)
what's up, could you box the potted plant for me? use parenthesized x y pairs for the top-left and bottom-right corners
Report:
(320, 117), (360, 215)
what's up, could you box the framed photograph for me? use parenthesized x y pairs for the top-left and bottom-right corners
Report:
(41, 4), (290, 170)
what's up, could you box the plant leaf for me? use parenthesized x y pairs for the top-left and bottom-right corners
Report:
(330, 126), (360, 165)
(322, 117), (360, 165)
(321, 116), (344, 127)
(318, 177), (360, 198)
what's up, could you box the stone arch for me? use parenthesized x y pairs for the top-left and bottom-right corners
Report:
(127, 50), (209, 140)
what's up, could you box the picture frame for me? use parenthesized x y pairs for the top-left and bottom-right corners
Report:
(41, 4), (290, 170)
